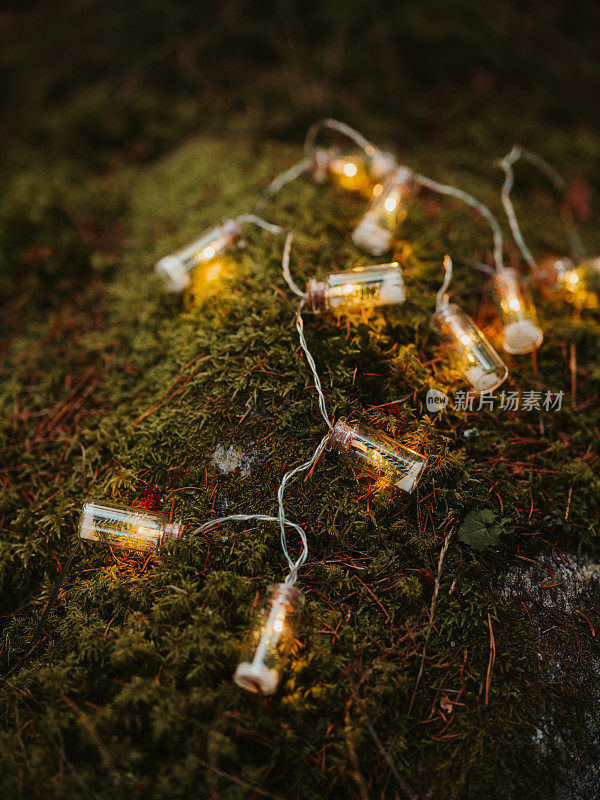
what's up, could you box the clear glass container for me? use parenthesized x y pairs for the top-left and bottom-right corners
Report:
(492, 268), (543, 354)
(306, 263), (405, 312)
(327, 418), (427, 493)
(78, 502), (184, 552)
(311, 147), (396, 193)
(155, 219), (244, 292)
(539, 255), (600, 309)
(234, 583), (304, 695)
(352, 167), (414, 256)
(432, 303), (508, 393)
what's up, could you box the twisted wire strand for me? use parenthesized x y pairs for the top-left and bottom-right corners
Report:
(304, 118), (373, 157)
(255, 157), (312, 213)
(281, 232), (308, 299)
(295, 301), (333, 431)
(412, 171), (504, 273)
(277, 433), (331, 586)
(436, 255), (454, 310)
(498, 145), (586, 266)
(497, 145), (538, 271)
(235, 214), (286, 235)
(189, 513), (308, 583)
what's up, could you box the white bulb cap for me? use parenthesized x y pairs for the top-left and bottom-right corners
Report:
(234, 661), (279, 695)
(155, 256), (191, 292)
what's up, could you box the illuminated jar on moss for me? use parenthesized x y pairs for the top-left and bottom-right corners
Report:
(234, 583), (304, 695)
(311, 146), (396, 193)
(306, 263), (405, 312)
(539, 255), (600, 309)
(431, 303), (508, 393)
(155, 219), (244, 292)
(327, 418), (427, 493)
(492, 269), (543, 354)
(79, 502), (184, 552)
(352, 167), (414, 256)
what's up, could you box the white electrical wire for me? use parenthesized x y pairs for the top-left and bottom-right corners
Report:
(295, 300), (334, 431)
(276, 433), (331, 586)
(497, 146), (538, 271)
(190, 513), (308, 585)
(436, 254), (453, 310)
(411, 171), (505, 273)
(235, 214), (286, 235)
(497, 145), (586, 270)
(281, 232), (308, 299)
(303, 117), (374, 157)
(255, 157), (313, 213)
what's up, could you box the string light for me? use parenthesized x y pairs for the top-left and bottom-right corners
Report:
(352, 167), (415, 255)
(280, 234), (428, 494)
(234, 583), (304, 695)
(155, 214), (284, 292)
(327, 418), (427, 492)
(304, 118), (397, 193)
(306, 263), (405, 311)
(491, 268), (543, 354)
(538, 255), (600, 308)
(432, 256), (508, 393)
(79, 502), (184, 552)
(498, 145), (598, 308)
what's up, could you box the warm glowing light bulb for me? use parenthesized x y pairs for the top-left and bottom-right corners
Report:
(311, 146), (396, 195)
(79, 502), (184, 552)
(306, 263), (405, 312)
(539, 255), (600, 309)
(234, 584), (304, 695)
(155, 219), (244, 292)
(432, 303), (508, 393)
(327, 418), (427, 493)
(352, 167), (414, 256)
(492, 269), (543, 354)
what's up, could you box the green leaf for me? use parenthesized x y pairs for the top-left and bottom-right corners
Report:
(458, 509), (501, 551)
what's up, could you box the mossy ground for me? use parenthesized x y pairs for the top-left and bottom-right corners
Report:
(1, 2), (600, 798)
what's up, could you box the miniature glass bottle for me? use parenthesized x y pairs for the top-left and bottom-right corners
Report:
(155, 219), (244, 292)
(234, 583), (304, 695)
(327, 418), (427, 493)
(79, 502), (184, 552)
(352, 167), (414, 256)
(492, 268), (543, 354)
(539, 255), (600, 309)
(311, 146), (396, 194)
(306, 263), (405, 312)
(431, 303), (508, 393)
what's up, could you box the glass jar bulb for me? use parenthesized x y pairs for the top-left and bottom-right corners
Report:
(311, 146), (396, 194)
(492, 268), (543, 354)
(155, 219), (244, 292)
(234, 583), (304, 695)
(327, 418), (427, 493)
(352, 167), (414, 256)
(539, 255), (600, 309)
(306, 263), (405, 312)
(79, 502), (184, 552)
(432, 303), (508, 393)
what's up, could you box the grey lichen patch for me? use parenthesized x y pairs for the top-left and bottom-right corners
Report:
(211, 443), (261, 477)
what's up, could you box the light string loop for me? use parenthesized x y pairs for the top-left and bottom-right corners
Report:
(303, 118), (375, 158)
(411, 171), (505, 274)
(190, 513), (308, 585)
(497, 145), (586, 270)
